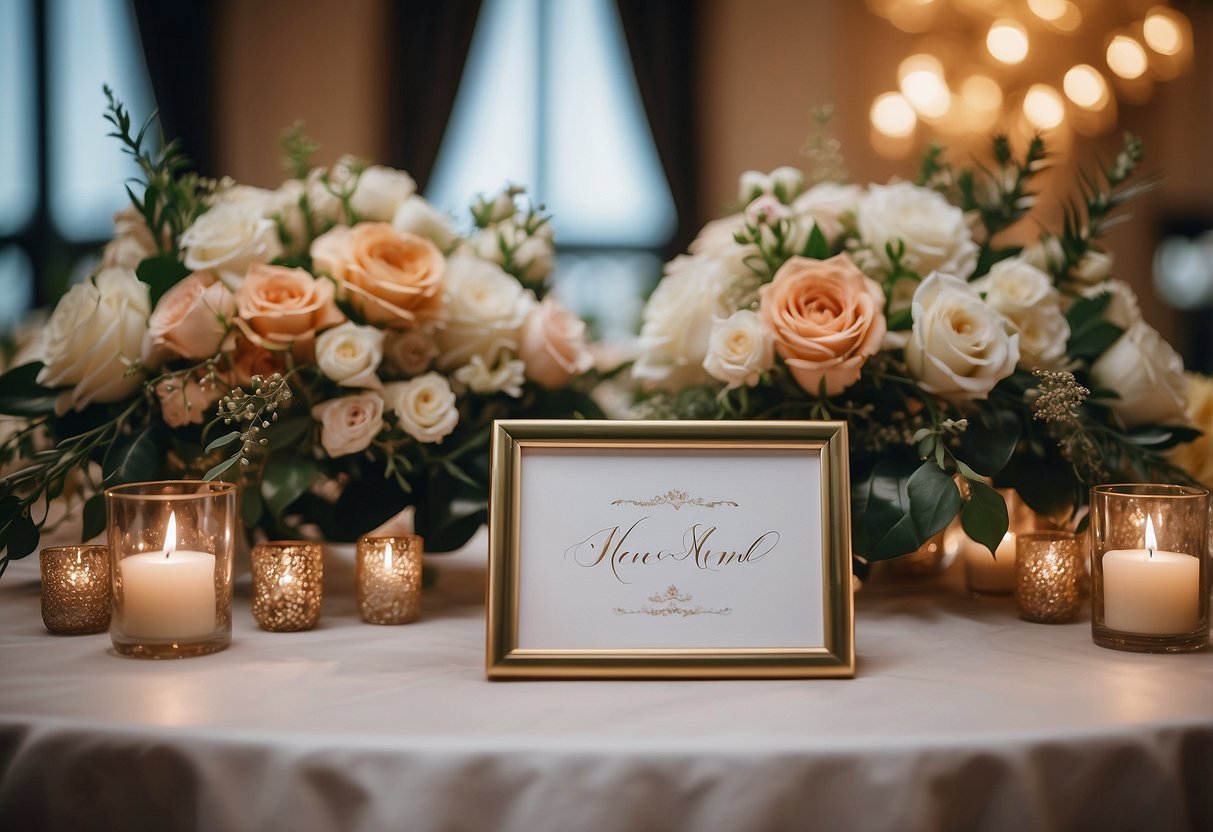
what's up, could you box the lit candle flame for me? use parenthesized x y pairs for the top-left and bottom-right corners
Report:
(164, 511), (178, 559)
(1144, 515), (1157, 555)
(383, 540), (393, 571)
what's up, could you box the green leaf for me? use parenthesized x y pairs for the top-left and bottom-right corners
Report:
(82, 493), (107, 542)
(1123, 424), (1202, 451)
(261, 455), (318, 518)
(135, 255), (190, 306)
(415, 504), (487, 553)
(804, 222), (830, 259)
(859, 458), (922, 562)
(242, 486), (263, 528)
(906, 462), (962, 540)
(955, 410), (1021, 477)
(1065, 292), (1111, 332)
(0, 363), (58, 417)
(265, 416), (313, 452)
(102, 426), (162, 485)
(204, 431), (241, 453)
(1067, 320), (1123, 361)
(960, 479), (1008, 557)
(2, 512), (39, 561)
(203, 454), (240, 482)
(887, 307), (913, 331)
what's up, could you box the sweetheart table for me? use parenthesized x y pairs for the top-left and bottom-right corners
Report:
(1, 523), (1211, 832)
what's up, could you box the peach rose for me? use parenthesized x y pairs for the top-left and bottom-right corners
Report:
(155, 373), (225, 428)
(310, 223), (444, 328)
(758, 254), (886, 396)
(519, 297), (593, 390)
(234, 263), (344, 358)
(229, 336), (287, 389)
(142, 273), (237, 368)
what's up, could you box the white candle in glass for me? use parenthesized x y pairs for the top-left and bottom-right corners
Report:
(1103, 516), (1200, 634)
(120, 511), (217, 640)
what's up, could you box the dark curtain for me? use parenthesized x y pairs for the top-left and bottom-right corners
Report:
(615, 0), (700, 257)
(386, 0), (483, 192)
(131, 1), (218, 176)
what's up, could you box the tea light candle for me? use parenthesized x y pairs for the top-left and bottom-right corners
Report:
(120, 511), (216, 640)
(356, 534), (422, 625)
(40, 545), (111, 634)
(1103, 516), (1200, 634)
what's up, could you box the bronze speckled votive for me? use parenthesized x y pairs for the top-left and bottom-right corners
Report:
(1015, 531), (1085, 624)
(355, 534), (422, 625)
(251, 541), (324, 632)
(40, 545), (111, 634)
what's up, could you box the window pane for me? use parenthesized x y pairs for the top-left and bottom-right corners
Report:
(0, 0), (37, 236)
(48, 0), (156, 242)
(552, 251), (661, 342)
(426, 0), (540, 217)
(0, 247), (35, 335)
(544, 0), (676, 246)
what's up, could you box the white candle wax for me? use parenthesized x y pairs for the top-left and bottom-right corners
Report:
(965, 533), (1017, 592)
(1102, 547), (1200, 634)
(120, 550), (217, 640)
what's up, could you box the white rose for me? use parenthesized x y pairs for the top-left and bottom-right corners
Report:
(633, 255), (738, 388)
(1024, 235), (1064, 275)
(856, 182), (979, 278)
(384, 372), (458, 443)
(435, 253), (535, 370)
(346, 163), (416, 223)
(972, 258), (1069, 369)
(792, 182), (863, 242)
(1081, 279), (1141, 330)
(905, 272), (1019, 402)
(315, 322), (386, 388)
(273, 179), (308, 244)
(392, 195), (457, 250)
(180, 202), (283, 279)
(38, 267), (149, 413)
(703, 310), (774, 389)
(1090, 321), (1188, 427)
(311, 393), (384, 457)
(452, 351), (527, 398)
(512, 233), (554, 284)
(1069, 249), (1113, 286)
(305, 167), (345, 226)
(689, 213), (748, 258)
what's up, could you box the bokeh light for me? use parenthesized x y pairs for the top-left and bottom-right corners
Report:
(987, 20), (1029, 65)
(871, 91), (918, 137)
(1023, 84), (1065, 130)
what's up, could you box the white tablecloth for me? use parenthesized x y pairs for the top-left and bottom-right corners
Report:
(1, 529), (1211, 832)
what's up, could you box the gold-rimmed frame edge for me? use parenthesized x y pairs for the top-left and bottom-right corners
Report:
(486, 420), (855, 680)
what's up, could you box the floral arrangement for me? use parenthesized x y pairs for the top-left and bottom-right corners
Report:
(629, 130), (1198, 572)
(0, 89), (601, 573)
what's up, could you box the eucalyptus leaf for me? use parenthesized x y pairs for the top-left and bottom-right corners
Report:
(203, 454), (240, 482)
(2, 512), (38, 561)
(82, 494), (106, 542)
(204, 431), (241, 453)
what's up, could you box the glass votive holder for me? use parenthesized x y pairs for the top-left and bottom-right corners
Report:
(355, 534), (422, 625)
(40, 545), (111, 634)
(1090, 484), (1209, 653)
(251, 541), (324, 632)
(1015, 531), (1085, 624)
(105, 480), (238, 659)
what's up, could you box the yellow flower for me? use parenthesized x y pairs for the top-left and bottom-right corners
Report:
(1168, 373), (1213, 488)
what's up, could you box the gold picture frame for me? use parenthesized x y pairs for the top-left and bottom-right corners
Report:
(486, 420), (855, 679)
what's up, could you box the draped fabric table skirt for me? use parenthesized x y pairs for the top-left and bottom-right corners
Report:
(1, 528), (1211, 832)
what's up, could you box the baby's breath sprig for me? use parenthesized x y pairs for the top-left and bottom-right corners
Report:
(203, 373), (293, 481)
(1029, 369), (1089, 426)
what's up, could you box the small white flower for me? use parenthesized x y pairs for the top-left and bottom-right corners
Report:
(384, 372), (459, 443)
(453, 350), (527, 398)
(703, 310), (774, 389)
(315, 322), (386, 388)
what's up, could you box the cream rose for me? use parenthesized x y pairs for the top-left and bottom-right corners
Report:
(384, 372), (458, 443)
(905, 272), (1019, 402)
(235, 263), (345, 357)
(38, 267), (149, 413)
(856, 182), (979, 278)
(792, 182), (863, 243)
(142, 273), (236, 368)
(758, 255), (886, 395)
(345, 163), (416, 223)
(689, 213), (748, 258)
(383, 329), (439, 377)
(703, 309), (774, 389)
(518, 297), (593, 389)
(1090, 321), (1188, 427)
(311, 224), (445, 328)
(392, 195), (457, 250)
(1069, 249), (1113, 286)
(179, 202), (283, 278)
(1081, 279), (1141, 330)
(633, 255), (739, 388)
(155, 373), (224, 428)
(311, 393), (384, 457)
(971, 258), (1069, 370)
(435, 253), (534, 370)
(315, 322), (385, 388)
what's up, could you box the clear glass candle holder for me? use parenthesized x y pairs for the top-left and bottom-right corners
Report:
(40, 545), (111, 634)
(105, 480), (238, 659)
(251, 541), (324, 632)
(355, 534), (422, 625)
(1090, 484), (1209, 653)
(1015, 531), (1085, 624)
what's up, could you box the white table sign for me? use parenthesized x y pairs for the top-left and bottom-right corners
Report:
(487, 420), (855, 679)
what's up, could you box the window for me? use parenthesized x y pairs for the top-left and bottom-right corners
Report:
(0, 0), (156, 333)
(427, 0), (677, 340)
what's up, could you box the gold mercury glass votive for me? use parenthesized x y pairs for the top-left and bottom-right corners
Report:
(40, 545), (111, 634)
(251, 541), (324, 632)
(105, 480), (237, 659)
(355, 534), (422, 625)
(1015, 531), (1085, 624)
